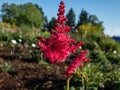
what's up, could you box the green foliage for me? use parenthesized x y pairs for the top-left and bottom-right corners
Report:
(64, 63), (120, 90)
(76, 9), (104, 36)
(86, 32), (103, 43)
(38, 60), (52, 69)
(38, 31), (51, 41)
(70, 17), (120, 89)
(0, 62), (13, 72)
(77, 23), (104, 37)
(64, 63), (103, 90)
(1, 3), (45, 29)
(81, 63), (104, 89)
(0, 22), (51, 61)
(100, 37), (119, 52)
(0, 30), (12, 42)
(0, 22), (16, 29)
(106, 50), (120, 64)
(99, 37), (120, 64)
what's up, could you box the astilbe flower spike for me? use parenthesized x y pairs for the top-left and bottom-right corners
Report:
(65, 50), (89, 77)
(37, 1), (89, 67)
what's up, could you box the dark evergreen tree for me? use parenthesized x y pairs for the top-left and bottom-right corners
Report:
(76, 9), (104, 32)
(88, 15), (103, 25)
(77, 9), (89, 27)
(42, 16), (49, 31)
(66, 8), (76, 31)
(47, 17), (56, 31)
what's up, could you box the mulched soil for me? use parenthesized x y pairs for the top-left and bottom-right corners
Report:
(0, 48), (67, 90)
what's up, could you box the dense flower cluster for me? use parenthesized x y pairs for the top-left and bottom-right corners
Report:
(38, 1), (89, 76)
(38, 1), (84, 63)
(65, 50), (89, 77)
(56, 1), (67, 25)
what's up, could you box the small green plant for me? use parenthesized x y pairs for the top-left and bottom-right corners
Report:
(0, 62), (13, 72)
(38, 60), (52, 69)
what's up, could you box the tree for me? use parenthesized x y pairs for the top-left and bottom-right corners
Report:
(76, 9), (104, 34)
(42, 16), (49, 31)
(47, 17), (56, 31)
(77, 9), (89, 27)
(1, 3), (45, 29)
(66, 8), (76, 31)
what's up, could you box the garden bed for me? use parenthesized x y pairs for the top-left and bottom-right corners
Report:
(0, 47), (66, 90)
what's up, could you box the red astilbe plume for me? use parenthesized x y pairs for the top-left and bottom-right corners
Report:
(56, 1), (67, 25)
(65, 50), (89, 77)
(37, 1), (87, 64)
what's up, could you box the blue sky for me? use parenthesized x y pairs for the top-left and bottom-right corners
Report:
(0, 0), (120, 36)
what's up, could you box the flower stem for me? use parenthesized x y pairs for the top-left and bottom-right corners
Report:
(67, 77), (71, 90)
(82, 78), (85, 90)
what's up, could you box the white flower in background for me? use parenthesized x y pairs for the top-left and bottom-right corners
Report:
(31, 44), (36, 47)
(79, 46), (82, 49)
(113, 50), (117, 54)
(18, 39), (22, 43)
(0, 43), (3, 47)
(11, 39), (17, 44)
